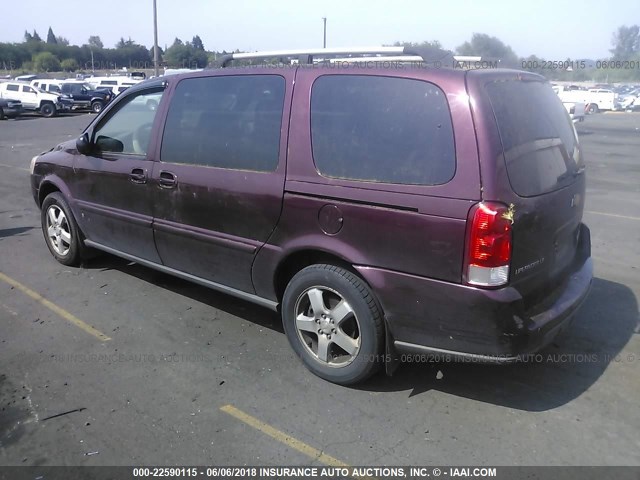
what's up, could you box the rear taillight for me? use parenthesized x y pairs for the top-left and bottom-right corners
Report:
(466, 202), (512, 287)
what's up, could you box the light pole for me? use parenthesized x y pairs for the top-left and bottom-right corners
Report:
(153, 0), (159, 77)
(322, 17), (327, 48)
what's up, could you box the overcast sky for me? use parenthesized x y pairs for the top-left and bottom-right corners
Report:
(3, 0), (639, 59)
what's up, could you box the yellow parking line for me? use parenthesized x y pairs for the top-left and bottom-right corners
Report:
(585, 210), (640, 221)
(0, 271), (111, 341)
(220, 404), (350, 467)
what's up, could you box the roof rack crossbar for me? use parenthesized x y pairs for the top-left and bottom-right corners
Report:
(217, 46), (479, 68)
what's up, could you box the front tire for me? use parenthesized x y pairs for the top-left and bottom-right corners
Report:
(41, 192), (88, 267)
(587, 103), (599, 114)
(91, 101), (104, 114)
(282, 264), (384, 385)
(40, 103), (56, 118)
(0, 107), (4, 120)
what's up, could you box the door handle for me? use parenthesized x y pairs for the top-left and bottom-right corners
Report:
(158, 170), (177, 188)
(129, 168), (147, 184)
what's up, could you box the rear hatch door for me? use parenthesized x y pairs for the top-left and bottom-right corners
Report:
(481, 76), (586, 302)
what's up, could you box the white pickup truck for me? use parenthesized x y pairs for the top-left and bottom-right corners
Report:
(0, 81), (71, 117)
(553, 85), (619, 113)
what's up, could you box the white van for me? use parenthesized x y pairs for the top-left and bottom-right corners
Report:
(85, 76), (141, 95)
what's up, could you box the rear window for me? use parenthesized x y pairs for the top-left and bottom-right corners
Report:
(311, 75), (456, 186)
(486, 80), (580, 197)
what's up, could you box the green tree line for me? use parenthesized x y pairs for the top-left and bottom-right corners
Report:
(0, 28), (221, 73)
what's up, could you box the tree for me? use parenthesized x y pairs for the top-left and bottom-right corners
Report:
(610, 25), (640, 60)
(56, 36), (70, 46)
(24, 30), (33, 42)
(192, 35), (205, 51)
(457, 33), (518, 66)
(116, 37), (137, 48)
(391, 40), (443, 50)
(164, 37), (208, 68)
(88, 35), (104, 49)
(33, 51), (61, 72)
(47, 27), (57, 44)
(61, 58), (79, 72)
(32, 30), (42, 42)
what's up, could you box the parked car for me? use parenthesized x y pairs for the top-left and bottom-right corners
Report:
(0, 81), (70, 117)
(59, 82), (112, 113)
(0, 98), (23, 119)
(29, 47), (592, 385)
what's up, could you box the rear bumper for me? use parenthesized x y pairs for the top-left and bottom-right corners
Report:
(2, 106), (22, 118)
(356, 224), (593, 362)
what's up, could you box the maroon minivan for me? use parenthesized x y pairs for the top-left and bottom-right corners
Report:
(30, 48), (592, 384)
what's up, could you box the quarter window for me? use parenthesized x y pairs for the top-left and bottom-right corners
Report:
(310, 75), (456, 185)
(161, 75), (285, 172)
(92, 89), (164, 155)
(6, 84), (19, 92)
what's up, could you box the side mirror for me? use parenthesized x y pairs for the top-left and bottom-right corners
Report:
(76, 133), (92, 155)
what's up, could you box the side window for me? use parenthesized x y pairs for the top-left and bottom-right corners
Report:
(22, 86), (35, 93)
(161, 75), (285, 172)
(7, 84), (19, 92)
(92, 89), (164, 155)
(310, 75), (456, 185)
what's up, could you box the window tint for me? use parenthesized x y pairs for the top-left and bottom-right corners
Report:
(7, 84), (19, 92)
(310, 75), (455, 185)
(486, 80), (580, 197)
(92, 89), (164, 155)
(161, 75), (285, 172)
(22, 86), (34, 93)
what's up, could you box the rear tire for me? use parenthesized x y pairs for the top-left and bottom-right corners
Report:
(282, 264), (385, 385)
(0, 107), (4, 120)
(40, 103), (56, 118)
(587, 103), (599, 114)
(41, 192), (89, 267)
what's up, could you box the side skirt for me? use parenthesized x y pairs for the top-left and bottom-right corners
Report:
(84, 240), (279, 312)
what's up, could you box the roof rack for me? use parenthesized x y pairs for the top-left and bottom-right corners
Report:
(217, 46), (478, 68)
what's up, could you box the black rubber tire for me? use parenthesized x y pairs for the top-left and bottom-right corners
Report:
(41, 192), (89, 267)
(40, 103), (56, 118)
(587, 103), (599, 114)
(0, 107), (4, 120)
(282, 264), (385, 385)
(91, 101), (104, 114)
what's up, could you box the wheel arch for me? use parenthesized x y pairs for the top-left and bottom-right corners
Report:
(37, 176), (72, 208)
(273, 248), (361, 304)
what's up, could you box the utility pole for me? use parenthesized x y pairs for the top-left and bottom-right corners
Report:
(322, 17), (327, 48)
(90, 46), (95, 73)
(153, 0), (159, 77)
